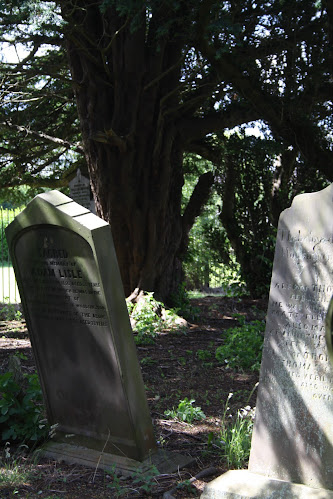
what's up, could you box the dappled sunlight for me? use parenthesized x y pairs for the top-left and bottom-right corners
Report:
(249, 184), (333, 490)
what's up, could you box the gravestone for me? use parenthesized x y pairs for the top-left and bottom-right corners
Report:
(69, 169), (95, 213)
(6, 191), (189, 474)
(202, 183), (333, 498)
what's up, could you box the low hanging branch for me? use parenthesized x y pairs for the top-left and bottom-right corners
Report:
(0, 121), (84, 154)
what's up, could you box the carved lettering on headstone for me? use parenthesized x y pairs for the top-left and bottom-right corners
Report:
(249, 184), (333, 490)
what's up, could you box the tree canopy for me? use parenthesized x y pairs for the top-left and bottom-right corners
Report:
(0, 0), (332, 300)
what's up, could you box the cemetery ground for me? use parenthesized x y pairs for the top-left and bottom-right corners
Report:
(0, 293), (267, 498)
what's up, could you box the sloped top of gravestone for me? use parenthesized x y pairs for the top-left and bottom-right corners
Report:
(281, 182), (332, 228)
(9, 190), (104, 236)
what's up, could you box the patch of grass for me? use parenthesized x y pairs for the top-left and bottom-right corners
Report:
(0, 443), (34, 491)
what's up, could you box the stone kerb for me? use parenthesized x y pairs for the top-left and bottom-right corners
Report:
(6, 190), (156, 466)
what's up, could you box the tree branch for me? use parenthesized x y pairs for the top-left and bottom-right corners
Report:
(180, 104), (261, 142)
(180, 171), (214, 257)
(0, 121), (84, 154)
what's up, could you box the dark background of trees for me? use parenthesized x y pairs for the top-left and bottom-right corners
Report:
(0, 0), (332, 301)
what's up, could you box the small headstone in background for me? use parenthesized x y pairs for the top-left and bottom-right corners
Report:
(202, 183), (333, 498)
(69, 169), (95, 213)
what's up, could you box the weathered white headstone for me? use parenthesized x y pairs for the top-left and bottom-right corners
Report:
(202, 184), (333, 498)
(69, 169), (95, 213)
(6, 191), (191, 474)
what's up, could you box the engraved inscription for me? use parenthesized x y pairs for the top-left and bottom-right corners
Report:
(266, 228), (333, 399)
(18, 229), (108, 328)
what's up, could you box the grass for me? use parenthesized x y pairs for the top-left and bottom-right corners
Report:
(0, 266), (20, 303)
(0, 444), (34, 492)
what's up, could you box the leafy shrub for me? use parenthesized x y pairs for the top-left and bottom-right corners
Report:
(215, 319), (264, 371)
(130, 292), (159, 344)
(0, 370), (49, 443)
(128, 292), (187, 345)
(170, 282), (200, 321)
(164, 398), (206, 424)
(0, 300), (22, 321)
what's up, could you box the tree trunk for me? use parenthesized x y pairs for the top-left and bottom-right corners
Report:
(60, 2), (201, 303)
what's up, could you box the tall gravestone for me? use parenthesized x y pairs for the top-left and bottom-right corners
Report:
(202, 184), (333, 498)
(6, 191), (188, 474)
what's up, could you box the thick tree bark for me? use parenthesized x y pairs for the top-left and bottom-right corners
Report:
(59, 2), (199, 301)
(58, 1), (268, 302)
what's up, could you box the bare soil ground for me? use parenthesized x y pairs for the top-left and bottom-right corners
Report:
(0, 295), (267, 498)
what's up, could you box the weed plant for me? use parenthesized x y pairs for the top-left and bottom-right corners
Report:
(0, 300), (22, 321)
(208, 392), (255, 469)
(128, 292), (187, 345)
(215, 317), (265, 371)
(170, 283), (200, 321)
(0, 443), (34, 492)
(196, 349), (212, 361)
(105, 463), (159, 496)
(164, 398), (206, 424)
(0, 369), (49, 443)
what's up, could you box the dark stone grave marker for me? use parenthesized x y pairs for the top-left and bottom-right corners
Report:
(6, 190), (190, 474)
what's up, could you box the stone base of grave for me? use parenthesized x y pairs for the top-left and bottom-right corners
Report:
(200, 470), (333, 499)
(39, 442), (193, 476)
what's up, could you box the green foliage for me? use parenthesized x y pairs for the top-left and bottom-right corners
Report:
(0, 370), (49, 443)
(215, 319), (265, 371)
(0, 442), (34, 491)
(196, 349), (212, 361)
(132, 464), (159, 494)
(0, 187), (46, 208)
(170, 282), (199, 321)
(0, 300), (22, 321)
(214, 134), (280, 297)
(0, 207), (24, 262)
(128, 292), (187, 345)
(182, 155), (249, 294)
(106, 463), (159, 496)
(164, 398), (206, 424)
(140, 356), (157, 367)
(209, 393), (254, 469)
(105, 464), (127, 496)
(130, 292), (159, 344)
